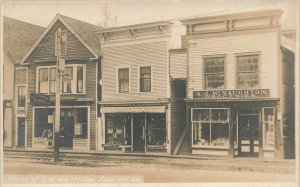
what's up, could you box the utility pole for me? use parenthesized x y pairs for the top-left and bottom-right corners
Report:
(54, 28), (66, 162)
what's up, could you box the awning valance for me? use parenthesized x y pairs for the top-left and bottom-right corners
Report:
(101, 106), (166, 113)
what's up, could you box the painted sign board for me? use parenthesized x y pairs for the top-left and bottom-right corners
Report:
(30, 93), (50, 105)
(193, 89), (270, 99)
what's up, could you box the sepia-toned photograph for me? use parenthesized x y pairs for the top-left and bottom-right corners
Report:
(1, 0), (299, 186)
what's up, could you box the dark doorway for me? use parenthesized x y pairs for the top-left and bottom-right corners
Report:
(133, 114), (145, 152)
(60, 110), (74, 148)
(239, 114), (259, 157)
(17, 117), (25, 147)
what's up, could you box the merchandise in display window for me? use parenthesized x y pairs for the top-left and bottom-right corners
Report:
(105, 113), (131, 146)
(192, 108), (230, 148)
(34, 108), (54, 139)
(263, 107), (275, 150)
(146, 113), (166, 147)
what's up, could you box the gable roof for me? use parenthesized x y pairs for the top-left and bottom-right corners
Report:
(19, 14), (102, 64)
(3, 17), (46, 64)
(59, 14), (102, 56)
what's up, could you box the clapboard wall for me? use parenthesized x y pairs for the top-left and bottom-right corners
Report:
(187, 29), (280, 99)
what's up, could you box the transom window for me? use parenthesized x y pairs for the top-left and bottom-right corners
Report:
(118, 68), (129, 93)
(204, 57), (225, 90)
(140, 66), (151, 92)
(37, 64), (85, 94)
(237, 54), (259, 88)
(192, 108), (230, 148)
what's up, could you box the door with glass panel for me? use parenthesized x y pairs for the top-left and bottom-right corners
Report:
(239, 115), (259, 156)
(60, 109), (74, 148)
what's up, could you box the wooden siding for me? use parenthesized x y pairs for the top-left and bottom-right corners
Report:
(102, 40), (169, 102)
(170, 50), (187, 79)
(28, 21), (95, 63)
(187, 31), (279, 99)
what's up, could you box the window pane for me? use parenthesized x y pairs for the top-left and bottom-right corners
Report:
(105, 113), (131, 145)
(140, 67), (151, 92)
(193, 122), (210, 146)
(192, 109), (210, 122)
(211, 109), (229, 122)
(74, 108), (88, 138)
(263, 108), (275, 149)
(118, 68), (129, 93)
(237, 55), (259, 88)
(49, 68), (56, 93)
(34, 108), (54, 138)
(211, 123), (229, 147)
(39, 68), (49, 93)
(63, 67), (73, 93)
(204, 57), (225, 89)
(146, 113), (166, 146)
(77, 67), (83, 93)
(18, 86), (26, 107)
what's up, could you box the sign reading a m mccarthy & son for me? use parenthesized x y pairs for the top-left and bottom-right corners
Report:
(30, 93), (50, 105)
(193, 89), (270, 99)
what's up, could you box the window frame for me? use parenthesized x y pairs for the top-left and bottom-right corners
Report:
(36, 64), (86, 95)
(138, 65), (153, 93)
(17, 84), (26, 110)
(202, 55), (226, 90)
(235, 52), (261, 89)
(262, 107), (275, 150)
(116, 66), (130, 94)
(191, 108), (230, 149)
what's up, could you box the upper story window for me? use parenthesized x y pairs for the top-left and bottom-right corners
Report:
(62, 67), (73, 93)
(140, 66), (151, 92)
(237, 54), (259, 89)
(37, 64), (85, 94)
(18, 86), (26, 107)
(204, 57), (225, 90)
(39, 67), (56, 94)
(118, 68), (129, 93)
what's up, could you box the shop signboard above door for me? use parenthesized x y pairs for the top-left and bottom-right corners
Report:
(30, 93), (50, 105)
(193, 89), (270, 99)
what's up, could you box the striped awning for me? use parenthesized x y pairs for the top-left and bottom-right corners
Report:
(101, 106), (166, 113)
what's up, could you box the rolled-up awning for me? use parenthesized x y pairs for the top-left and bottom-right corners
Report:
(101, 106), (166, 113)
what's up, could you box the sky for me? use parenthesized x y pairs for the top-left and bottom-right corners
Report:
(2, 0), (297, 49)
(2, 0), (297, 29)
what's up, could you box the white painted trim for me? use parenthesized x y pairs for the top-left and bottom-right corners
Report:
(116, 66), (130, 94)
(20, 15), (98, 64)
(101, 35), (170, 48)
(137, 65), (153, 93)
(36, 64), (86, 94)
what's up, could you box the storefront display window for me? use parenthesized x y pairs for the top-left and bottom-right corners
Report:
(263, 107), (275, 150)
(146, 113), (166, 146)
(192, 108), (230, 148)
(34, 108), (54, 139)
(105, 113), (131, 145)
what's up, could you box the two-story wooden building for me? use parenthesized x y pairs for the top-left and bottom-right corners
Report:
(178, 9), (294, 158)
(17, 14), (102, 151)
(97, 21), (187, 154)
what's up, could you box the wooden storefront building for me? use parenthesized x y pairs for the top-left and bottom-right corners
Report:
(178, 9), (295, 158)
(17, 14), (102, 151)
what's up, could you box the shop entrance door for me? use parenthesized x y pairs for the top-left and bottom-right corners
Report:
(17, 117), (25, 147)
(239, 115), (259, 156)
(60, 110), (74, 148)
(133, 114), (145, 152)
